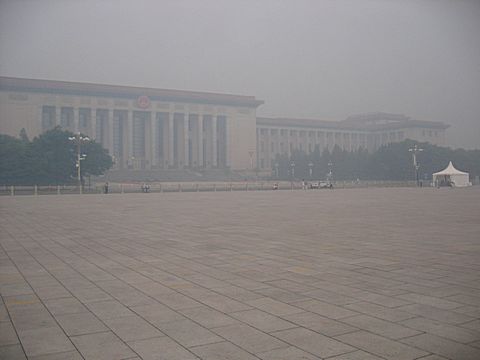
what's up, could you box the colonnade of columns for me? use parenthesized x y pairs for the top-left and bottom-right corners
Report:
(41, 106), (229, 170)
(256, 127), (369, 169)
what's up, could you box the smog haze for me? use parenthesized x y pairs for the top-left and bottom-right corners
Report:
(1, 0), (479, 148)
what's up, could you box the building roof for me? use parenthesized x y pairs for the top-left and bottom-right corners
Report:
(0, 76), (264, 108)
(257, 117), (363, 130)
(257, 113), (449, 131)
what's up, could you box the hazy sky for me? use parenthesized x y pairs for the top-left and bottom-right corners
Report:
(1, 0), (479, 148)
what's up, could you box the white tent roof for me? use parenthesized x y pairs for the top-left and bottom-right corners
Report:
(432, 161), (469, 176)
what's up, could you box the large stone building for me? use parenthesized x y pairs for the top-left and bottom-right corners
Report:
(0, 77), (449, 173)
(0, 77), (262, 171)
(256, 113), (449, 170)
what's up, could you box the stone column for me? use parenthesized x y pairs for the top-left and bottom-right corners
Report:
(73, 107), (79, 133)
(55, 107), (61, 126)
(37, 105), (43, 134)
(107, 109), (114, 155)
(144, 113), (152, 169)
(91, 108), (97, 140)
(151, 112), (157, 168)
(184, 113), (189, 168)
(126, 110), (133, 167)
(212, 115), (217, 167)
(225, 117), (230, 168)
(265, 128), (271, 169)
(168, 112), (174, 167)
(198, 115), (203, 167)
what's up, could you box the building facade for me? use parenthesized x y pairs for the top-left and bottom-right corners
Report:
(0, 77), (262, 171)
(256, 113), (449, 170)
(0, 77), (449, 173)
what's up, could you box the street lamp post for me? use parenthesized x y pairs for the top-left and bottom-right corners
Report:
(248, 150), (254, 170)
(327, 161), (333, 185)
(68, 133), (90, 194)
(308, 162), (314, 179)
(408, 144), (424, 186)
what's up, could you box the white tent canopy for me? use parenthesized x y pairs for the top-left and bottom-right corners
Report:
(432, 161), (471, 187)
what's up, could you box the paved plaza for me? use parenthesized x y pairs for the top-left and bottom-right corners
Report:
(1, 187), (480, 360)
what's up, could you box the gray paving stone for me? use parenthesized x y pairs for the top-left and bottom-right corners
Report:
(272, 327), (355, 358)
(344, 301), (417, 322)
(246, 297), (303, 316)
(179, 306), (239, 329)
(229, 309), (296, 333)
(341, 314), (422, 340)
(54, 312), (108, 336)
(198, 294), (252, 313)
(400, 333), (480, 360)
(29, 350), (84, 360)
(10, 310), (57, 331)
(212, 323), (288, 354)
(43, 297), (88, 316)
(0, 344), (26, 360)
(0, 282), (33, 297)
(104, 315), (164, 341)
(290, 299), (358, 319)
(0, 321), (20, 346)
(257, 345), (322, 359)
(254, 286), (310, 303)
(211, 285), (265, 302)
(71, 331), (136, 360)
(0, 304), (9, 322)
(156, 319), (223, 348)
(128, 336), (199, 360)
(85, 299), (135, 319)
(461, 319), (480, 332)
(327, 350), (384, 360)
(397, 293), (463, 310)
(335, 330), (429, 360)
(400, 316), (480, 343)
(397, 303), (476, 324)
(33, 285), (71, 300)
(130, 302), (186, 324)
(281, 311), (357, 336)
(17, 326), (75, 358)
(153, 292), (202, 310)
(190, 341), (255, 360)
(3, 294), (44, 313)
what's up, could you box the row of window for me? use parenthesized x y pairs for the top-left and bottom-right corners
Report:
(259, 139), (368, 153)
(258, 128), (417, 142)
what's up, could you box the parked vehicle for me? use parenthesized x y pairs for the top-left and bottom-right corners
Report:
(309, 181), (330, 189)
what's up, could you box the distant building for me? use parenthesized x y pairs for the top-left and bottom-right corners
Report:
(256, 113), (448, 170)
(0, 77), (449, 173)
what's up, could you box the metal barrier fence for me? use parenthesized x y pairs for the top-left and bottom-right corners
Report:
(0, 180), (419, 196)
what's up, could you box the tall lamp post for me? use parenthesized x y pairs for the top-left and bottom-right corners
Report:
(327, 161), (333, 185)
(308, 162), (314, 179)
(68, 133), (90, 194)
(408, 144), (423, 186)
(248, 150), (255, 170)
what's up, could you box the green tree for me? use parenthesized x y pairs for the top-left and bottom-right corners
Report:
(81, 140), (113, 179)
(0, 134), (30, 184)
(0, 127), (113, 185)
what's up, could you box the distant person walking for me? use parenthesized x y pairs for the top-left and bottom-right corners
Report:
(104, 182), (109, 194)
